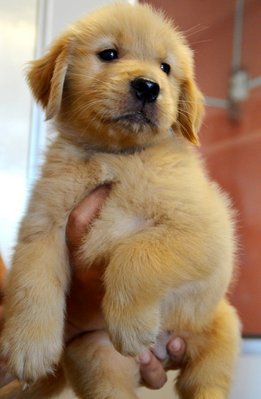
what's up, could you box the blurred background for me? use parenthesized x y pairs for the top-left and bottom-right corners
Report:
(0, 0), (260, 397)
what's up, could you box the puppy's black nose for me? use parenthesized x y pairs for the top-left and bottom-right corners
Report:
(131, 78), (160, 103)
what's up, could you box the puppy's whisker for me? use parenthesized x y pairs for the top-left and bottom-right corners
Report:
(65, 94), (104, 115)
(190, 38), (212, 45)
(181, 24), (209, 38)
(180, 100), (204, 105)
(178, 109), (196, 119)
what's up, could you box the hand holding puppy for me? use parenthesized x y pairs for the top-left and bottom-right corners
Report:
(65, 186), (186, 390)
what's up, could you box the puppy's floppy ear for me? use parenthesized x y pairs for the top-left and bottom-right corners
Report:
(175, 78), (205, 145)
(27, 36), (72, 120)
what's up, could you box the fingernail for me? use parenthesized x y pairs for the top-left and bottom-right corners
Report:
(169, 337), (183, 353)
(138, 350), (151, 365)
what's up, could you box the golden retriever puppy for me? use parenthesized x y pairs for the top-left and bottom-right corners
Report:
(0, 2), (240, 399)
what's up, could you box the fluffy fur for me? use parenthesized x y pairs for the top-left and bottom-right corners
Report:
(0, 3), (240, 399)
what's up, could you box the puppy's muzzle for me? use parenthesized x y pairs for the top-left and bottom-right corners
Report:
(130, 78), (160, 104)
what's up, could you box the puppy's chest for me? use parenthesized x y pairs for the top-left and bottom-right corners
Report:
(96, 150), (176, 218)
(84, 151), (179, 257)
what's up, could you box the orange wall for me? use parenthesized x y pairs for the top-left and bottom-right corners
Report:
(141, 0), (261, 335)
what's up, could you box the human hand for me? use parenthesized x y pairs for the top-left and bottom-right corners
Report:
(138, 336), (186, 389)
(65, 185), (111, 340)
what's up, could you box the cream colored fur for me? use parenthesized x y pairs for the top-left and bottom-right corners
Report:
(0, 3), (240, 399)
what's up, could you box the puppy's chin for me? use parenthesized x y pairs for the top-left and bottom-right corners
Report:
(112, 111), (156, 131)
(111, 111), (156, 132)
(99, 111), (160, 151)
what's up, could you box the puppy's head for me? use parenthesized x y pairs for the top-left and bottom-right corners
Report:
(28, 3), (204, 151)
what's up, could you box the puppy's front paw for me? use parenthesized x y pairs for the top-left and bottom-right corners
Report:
(105, 310), (160, 357)
(1, 323), (63, 382)
(110, 323), (158, 357)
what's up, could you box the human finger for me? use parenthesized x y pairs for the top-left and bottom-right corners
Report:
(66, 184), (111, 252)
(166, 336), (186, 370)
(138, 350), (167, 390)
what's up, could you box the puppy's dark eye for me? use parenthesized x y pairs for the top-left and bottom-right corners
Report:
(98, 49), (118, 61)
(160, 63), (171, 75)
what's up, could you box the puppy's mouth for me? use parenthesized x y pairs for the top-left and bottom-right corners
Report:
(112, 111), (155, 127)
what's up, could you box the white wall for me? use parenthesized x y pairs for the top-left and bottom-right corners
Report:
(44, 0), (116, 45)
(0, 0), (37, 265)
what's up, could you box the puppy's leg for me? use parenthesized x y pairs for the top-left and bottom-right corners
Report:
(102, 228), (214, 357)
(1, 229), (70, 382)
(176, 299), (241, 399)
(0, 368), (67, 399)
(63, 331), (140, 399)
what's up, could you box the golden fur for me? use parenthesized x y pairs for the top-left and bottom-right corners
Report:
(0, 3), (240, 398)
